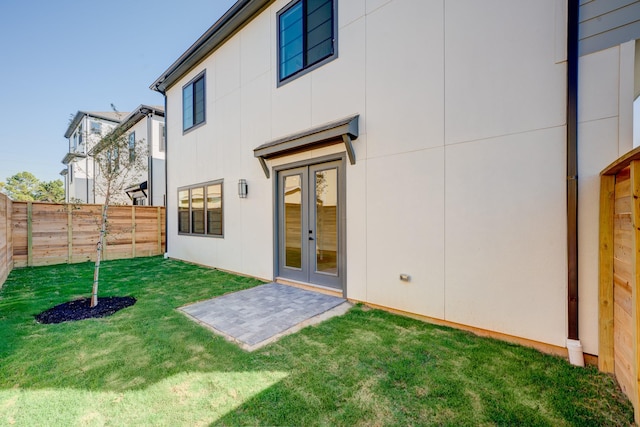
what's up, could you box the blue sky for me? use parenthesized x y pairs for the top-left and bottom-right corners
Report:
(0, 0), (235, 183)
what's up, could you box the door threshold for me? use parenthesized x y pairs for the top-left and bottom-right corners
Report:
(275, 277), (343, 298)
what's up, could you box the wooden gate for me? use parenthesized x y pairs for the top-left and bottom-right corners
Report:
(599, 147), (640, 422)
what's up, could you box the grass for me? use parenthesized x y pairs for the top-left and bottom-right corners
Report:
(0, 257), (634, 426)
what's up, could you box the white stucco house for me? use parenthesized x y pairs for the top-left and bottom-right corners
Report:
(61, 111), (122, 204)
(61, 106), (166, 206)
(89, 105), (166, 206)
(150, 0), (640, 362)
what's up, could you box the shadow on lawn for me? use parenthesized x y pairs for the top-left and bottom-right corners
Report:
(0, 257), (635, 426)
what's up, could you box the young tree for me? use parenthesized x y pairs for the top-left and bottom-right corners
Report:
(90, 127), (148, 307)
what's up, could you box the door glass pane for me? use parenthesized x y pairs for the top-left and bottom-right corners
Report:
(315, 168), (337, 274)
(284, 175), (302, 269)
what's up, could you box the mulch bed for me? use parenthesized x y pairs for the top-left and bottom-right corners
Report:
(35, 296), (136, 324)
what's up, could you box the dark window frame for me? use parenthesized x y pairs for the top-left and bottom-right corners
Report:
(182, 71), (206, 133)
(177, 179), (224, 238)
(277, 0), (338, 86)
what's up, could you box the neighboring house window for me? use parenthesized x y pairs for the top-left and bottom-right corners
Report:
(128, 132), (136, 162)
(72, 132), (78, 150)
(278, 0), (336, 83)
(183, 72), (205, 131)
(90, 121), (102, 134)
(107, 147), (119, 173)
(78, 124), (83, 145)
(177, 180), (223, 237)
(69, 164), (73, 183)
(159, 124), (166, 152)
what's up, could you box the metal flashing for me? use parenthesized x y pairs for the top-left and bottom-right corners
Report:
(254, 115), (359, 178)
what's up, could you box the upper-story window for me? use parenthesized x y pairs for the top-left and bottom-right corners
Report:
(159, 124), (166, 152)
(278, 0), (336, 84)
(78, 124), (84, 145)
(128, 132), (136, 162)
(90, 121), (102, 134)
(183, 72), (205, 132)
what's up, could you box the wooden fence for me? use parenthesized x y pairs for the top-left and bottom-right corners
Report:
(0, 193), (13, 289)
(9, 202), (165, 268)
(599, 146), (640, 424)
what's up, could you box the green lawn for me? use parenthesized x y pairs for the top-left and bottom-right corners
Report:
(0, 257), (634, 426)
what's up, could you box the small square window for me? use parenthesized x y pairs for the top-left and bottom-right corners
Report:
(278, 0), (336, 83)
(183, 72), (206, 131)
(90, 121), (102, 134)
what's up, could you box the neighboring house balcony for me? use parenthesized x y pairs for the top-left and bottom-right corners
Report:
(61, 151), (87, 165)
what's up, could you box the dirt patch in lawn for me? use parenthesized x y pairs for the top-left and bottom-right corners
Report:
(35, 297), (136, 324)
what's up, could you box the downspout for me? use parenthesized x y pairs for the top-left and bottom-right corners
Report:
(566, 0), (584, 366)
(163, 94), (168, 254)
(84, 115), (90, 203)
(146, 109), (153, 206)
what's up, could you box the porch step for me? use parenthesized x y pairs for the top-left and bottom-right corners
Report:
(275, 277), (343, 298)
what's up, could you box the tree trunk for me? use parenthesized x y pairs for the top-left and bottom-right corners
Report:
(91, 204), (109, 308)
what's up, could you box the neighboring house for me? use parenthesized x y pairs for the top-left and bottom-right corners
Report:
(150, 0), (640, 363)
(61, 107), (166, 205)
(89, 105), (166, 206)
(61, 111), (122, 203)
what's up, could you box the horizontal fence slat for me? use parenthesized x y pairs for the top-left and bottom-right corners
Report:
(5, 201), (165, 267)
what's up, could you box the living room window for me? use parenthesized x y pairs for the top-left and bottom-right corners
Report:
(183, 72), (206, 132)
(178, 180), (223, 237)
(278, 0), (336, 84)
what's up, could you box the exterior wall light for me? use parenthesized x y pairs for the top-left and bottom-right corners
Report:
(238, 179), (248, 198)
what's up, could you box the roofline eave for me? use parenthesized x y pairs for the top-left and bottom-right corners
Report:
(150, 0), (273, 94)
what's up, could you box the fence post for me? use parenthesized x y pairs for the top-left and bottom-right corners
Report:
(632, 160), (640, 424)
(131, 206), (136, 258)
(27, 202), (33, 267)
(598, 174), (615, 373)
(67, 204), (73, 264)
(157, 206), (162, 254)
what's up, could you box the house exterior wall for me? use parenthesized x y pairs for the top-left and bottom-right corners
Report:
(99, 114), (166, 206)
(65, 115), (117, 204)
(149, 115), (166, 206)
(161, 0), (640, 354)
(578, 40), (636, 354)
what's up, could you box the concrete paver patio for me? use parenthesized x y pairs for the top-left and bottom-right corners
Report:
(179, 282), (351, 351)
